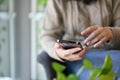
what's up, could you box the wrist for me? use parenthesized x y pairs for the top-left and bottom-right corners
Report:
(105, 27), (113, 41)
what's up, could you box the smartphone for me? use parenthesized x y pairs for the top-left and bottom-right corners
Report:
(57, 39), (83, 50)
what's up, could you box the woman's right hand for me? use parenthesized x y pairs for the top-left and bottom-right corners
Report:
(54, 43), (87, 61)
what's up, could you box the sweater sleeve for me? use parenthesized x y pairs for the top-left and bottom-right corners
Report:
(40, 0), (64, 61)
(105, 0), (120, 50)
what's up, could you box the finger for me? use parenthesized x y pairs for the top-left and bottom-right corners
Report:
(93, 37), (107, 48)
(64, 48), (82, 56)
(77, 46), (87, 57)
(66, 53), (83, 61)
(67, 46), (87, 61)
(90, 38), (100, 45)
(84, 29), (102, 44)
(81, 26), (97, 35)
(66, 54), (82, 61)
(90, 32), (104, 45)
(55, 46), (82, 60)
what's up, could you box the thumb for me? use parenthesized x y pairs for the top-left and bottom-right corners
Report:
(82, 46), (88, 52)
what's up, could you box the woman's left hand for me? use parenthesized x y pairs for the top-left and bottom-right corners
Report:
(81, 25), (113, 47)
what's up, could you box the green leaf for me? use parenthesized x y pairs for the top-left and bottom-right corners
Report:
(99, 71), (116, 80)
(67, 74), (78, 80)
(52, 62), (66, 73)
(83, 59), (93, 69)
(57, 72), (67, 80)
(52, 62), (67, 80)
(89, 68), (102, 80)
(101, 54), (112, 74)
(53, 78), (57, 80)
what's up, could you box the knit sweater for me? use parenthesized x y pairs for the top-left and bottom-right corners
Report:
(40, 0), (120, 61)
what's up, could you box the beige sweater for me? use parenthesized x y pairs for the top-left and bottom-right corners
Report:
(40, 0), (120, 61)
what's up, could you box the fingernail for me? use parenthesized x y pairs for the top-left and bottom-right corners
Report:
(81, 31), (84, 35)
(77, 48), (81, 50)
(93, 44), (97, 48)
(87, 42), (90, 45)
(84, 45), (88, 48)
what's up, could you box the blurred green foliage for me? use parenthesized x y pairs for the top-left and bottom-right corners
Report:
(37, 0), (48, 11)
(52, 62), (78, 80)
(37, 0), (48, 6)
(0, 0), (4, 4)
(52, 54), (119, 80)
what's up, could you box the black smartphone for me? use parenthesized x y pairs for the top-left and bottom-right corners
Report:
(57, 39), (83, 50)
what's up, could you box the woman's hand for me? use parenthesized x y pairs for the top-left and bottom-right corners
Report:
(54, 43), (87, 61)
(81, 25), (113, 47)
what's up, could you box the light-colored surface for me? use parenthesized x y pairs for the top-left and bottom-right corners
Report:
(0, 0), (47, 79)
(0, 77), (12, 80)
(37, 64), (47, 80)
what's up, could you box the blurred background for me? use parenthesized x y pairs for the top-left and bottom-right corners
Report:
(0, 0), (47, 80)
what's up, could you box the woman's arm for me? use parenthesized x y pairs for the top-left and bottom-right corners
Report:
(81, 0), (120, 50)
(106, 0), (120, 49)
(40, 0), (64, 61)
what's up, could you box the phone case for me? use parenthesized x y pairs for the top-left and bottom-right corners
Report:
(57, 39), (83, 49)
